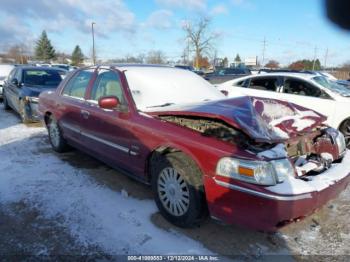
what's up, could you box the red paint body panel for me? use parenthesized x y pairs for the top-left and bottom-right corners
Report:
(205, 174), (350, 231)
(38, 66), (349, 231)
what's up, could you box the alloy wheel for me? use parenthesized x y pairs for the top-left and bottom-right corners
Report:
(49, 120), (61, 148)
(157, 167), (190, 216)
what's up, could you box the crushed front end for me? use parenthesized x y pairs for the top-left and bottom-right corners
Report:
(153, 96), (350, 231)
(209, 125), (350, 231)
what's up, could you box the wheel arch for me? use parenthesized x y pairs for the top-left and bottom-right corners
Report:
(44, 111), (53, 126)
(146, 145), (205, 186)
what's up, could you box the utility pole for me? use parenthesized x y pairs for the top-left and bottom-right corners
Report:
(261, 37), (266, 68)
(324, 48), (329, 70)
(91, 22), (96, 65)
(312, 46), (318, 70)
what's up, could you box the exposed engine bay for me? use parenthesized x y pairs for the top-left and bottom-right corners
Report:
(160, 115), (347, 178)
(159, 115), (271, 151)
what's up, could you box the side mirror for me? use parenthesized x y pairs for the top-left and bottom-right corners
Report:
(220, 90), (228, 96)
(98, 96), (120, 110)
(11, 78), (19, 86)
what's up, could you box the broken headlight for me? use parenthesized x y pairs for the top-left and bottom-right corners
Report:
(216, 158), (294, 186)
(335, 131), (346, 155)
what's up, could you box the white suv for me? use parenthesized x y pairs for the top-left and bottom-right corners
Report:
(218, 72), (350, 147)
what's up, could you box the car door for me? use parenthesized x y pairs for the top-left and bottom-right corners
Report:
(57, 69), (95, 144)
(82, 68), (137, 174)
(279, 77), (336, 125)
(6, 68), (22, 112)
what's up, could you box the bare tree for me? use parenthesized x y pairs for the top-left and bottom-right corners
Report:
(7, 44), (29, 64)
(146, 50), (166, 64)
(183, 17), (216, 69)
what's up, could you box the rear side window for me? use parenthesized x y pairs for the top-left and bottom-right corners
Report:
(62, 69), (94, 99)
(235, 79), (250, 87)
(248, 77), (279, 91)
(90, 70), (125, 104)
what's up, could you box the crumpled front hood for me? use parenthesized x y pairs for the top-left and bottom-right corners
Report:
(148, 96), (327, 143)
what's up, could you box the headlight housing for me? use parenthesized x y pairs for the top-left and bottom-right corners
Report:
(335, 131), (346, 155)
(24, 96), (39, 103)
(216, 157), (294, 186)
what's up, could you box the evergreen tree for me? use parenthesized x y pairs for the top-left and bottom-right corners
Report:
(234, 54), (241, 63)
(71, 45), (84, 66)
(35, 30), (56, 62)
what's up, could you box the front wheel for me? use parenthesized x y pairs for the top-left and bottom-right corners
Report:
(340, 119), (350, 149)
(19, 101), (31, 124)
(2, 92), (10, 110)
(151, 152), (206, 228)
(47, 116), (70, 152)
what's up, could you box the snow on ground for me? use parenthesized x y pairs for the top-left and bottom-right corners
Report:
(1, 106), (350, 259)
(0, 109), (211, 255)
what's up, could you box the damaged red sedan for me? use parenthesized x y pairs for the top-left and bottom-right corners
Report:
(38, 65), (350, 231)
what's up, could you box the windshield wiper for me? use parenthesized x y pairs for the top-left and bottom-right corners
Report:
(147, 103), (174, 108)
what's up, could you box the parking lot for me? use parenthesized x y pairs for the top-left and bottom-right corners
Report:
(1, 105), (350, 261)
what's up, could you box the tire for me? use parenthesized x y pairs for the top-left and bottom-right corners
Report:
(340, 119), (350, 149)
(19, 101), (31, 124)
(3, 92), (10, 110)
(47, 116), (70, 153)
(150, 152), (207, 228)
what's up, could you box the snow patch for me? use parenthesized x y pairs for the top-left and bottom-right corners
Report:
(257, 143), (288, 159)
(0, 109), (211, 255)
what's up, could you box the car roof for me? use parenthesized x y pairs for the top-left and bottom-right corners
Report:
(242, 72), (317, 81)
(16, 66), (65, 71)
(96, 64), (173, 70)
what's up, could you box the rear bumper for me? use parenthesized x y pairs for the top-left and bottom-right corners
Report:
(205, 152), (350, 231)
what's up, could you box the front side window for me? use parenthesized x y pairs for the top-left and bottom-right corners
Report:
(62, 69), (94, 99)
(7, 68), (17, 81)
(90, 70), (125, 104)
(248, 77), (279, 91)
(283, 78), (330, 98)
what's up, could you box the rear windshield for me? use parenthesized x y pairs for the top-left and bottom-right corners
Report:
(23, 69), (63, 87)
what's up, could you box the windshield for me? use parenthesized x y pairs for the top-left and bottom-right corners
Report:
(23, 69), (63, 87)
(312, 76), (350, 97)
(124, 67), (224, 111)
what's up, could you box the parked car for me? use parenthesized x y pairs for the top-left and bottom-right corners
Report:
(205, 67), (251, 84)
(219, 72), (350, 148)
(0, 64), (15, 99)
(174, 64), (205, 76)
(38, 65), (350, 231)
(2, 66), (65, 123)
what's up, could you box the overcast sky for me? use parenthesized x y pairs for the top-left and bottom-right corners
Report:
(0, 0), (349, 66)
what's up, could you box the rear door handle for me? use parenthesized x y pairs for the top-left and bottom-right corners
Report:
(81, 110), (90, 119)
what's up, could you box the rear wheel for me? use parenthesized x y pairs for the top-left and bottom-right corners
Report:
(151, 152), (206, 227)
(340, 119), (350, 149)
(47, 116), (70, 152)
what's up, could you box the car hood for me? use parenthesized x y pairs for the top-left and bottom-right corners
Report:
(22, 85), (57, 97)
(148, 96), (327, 143)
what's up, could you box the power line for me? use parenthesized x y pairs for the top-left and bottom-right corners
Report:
(312, 46), (318, 70)
(324, 47), (329, 69)
(261, 37), (266, 67)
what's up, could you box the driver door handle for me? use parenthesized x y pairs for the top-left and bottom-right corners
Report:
(81, 110), (90, 119)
